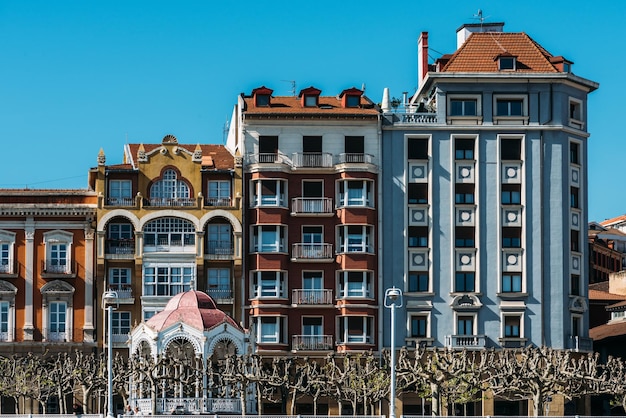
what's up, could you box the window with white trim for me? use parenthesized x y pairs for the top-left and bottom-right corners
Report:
(569, 98), (583, 129)
(207, 180), (231, 206)
(410, 313), (429, 338)
(150, 169), (190, 200)
(502, 274), (522, 293)
(43, 231), (73, 274)
(49, 301), (67, 342)
(207, 268), (231, 299)
(109, 268), (131, 288)
(251, 271), (286, 298)
(143, 217), (196, 252)
(503, 314), (522, 338)
(251, 179), (287, 207)
(457, 315), (475, 336)
(337, 270), (373, 298)
(337, 225), (373, 253)
(494, 95), (528, 124)
(252, 225), (286, 253)
(143, 264), (194, 296)
(0, 301), (9, 341)
(112, 311), (131, 339)
(338, 316), (373, 344)
(302, 316), (323, 336)
(337, 180), (373, 207)
(254, 316), (286, 344)
(109, 180), (132, 200)
(0, 231), (15, 274)
(448, 96), (481, 117)
(408, 272), (429, 293)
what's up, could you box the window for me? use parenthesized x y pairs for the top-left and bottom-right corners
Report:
(450, 99), (477, 117)
(455, 138), (475, 159)
(49, 301), (67, 341)
(150, 169), (190, 201)
(570, 274), (581, 296)
(252, 271), (286, 298)
(252, 225), (286, 253)
(570, 187), (579, 208)
(256, 94), (270, 107)
(572, 315), (581, 337)
(569, 99), (583, 127)
(207, 181), (231, 206)
(207, 268), (231, 299)
(408, 137), (429, 159)
(109, 223), (133, 240)
(502, 227), (521, 248)
(109, 180), (132, 200)
(255, 316), (285, 343)
(408, 226), (428, 247)
(570, 142), (580, 165)
(337, 225), (373, 253)
(455, 272), (475, 293)
(143, 218), (195, 252)
(345, 136), (365, 156)
(496, 98), (524, 116)
(455, 227), (475, 248)
(258, 136), (279, 162)
(302, 317), (323, 336)
(504, 315), (521, 337)
(338, 180), (373, 207)
(455, 184), (475, 204)
(338, 316), (372, 344)
(502, 274), (522, 293)
(302, 180), (323, 198)
(303, 226), (323, 244)
(501, 138), (522, 160)
(0, 231), (15, 274)
(571, 230), (580, 252)
(109, 268), (131, 287)
(345, 95), (360, 108)
(338, 271), (372, 298)
(304, 95), (317, 107)
(143, 264), (194, 296)
(408, 272), (429, 292)
(44, 230), (73, 274)
(410, 315), (428, 338)
(112, 311), (131, 338)
(0, 302), (9, 341)
(498, 56), (516, 71)
(207, 223), (232, 254)
(457, 315), (474, 336)
(408, 183), (428, 204)
(251, 179), (287, 207)
(501, 185), (521, 205)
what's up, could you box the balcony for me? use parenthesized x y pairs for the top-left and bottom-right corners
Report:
(0, 262), (16, 277)
(43, 328), (68, 342)
(105, 240), (135, 259)
(292, 334), (334, 351)
(291, 152), (334, 168)
(292, 289), (334, 305)
(291, 243), (333, 261)
(392, 110), (438, 124)
(41, 261), (76, 278)
(247, 152), (290, 165)
(207, 286), (233, 303)
(135, 397), (241, 415)
(111, 332), (129, 347)
(205, 240), (234, 260)
(148, 197), (196, 207)
(445, 334), (486, 349)
(107, 286), (133, 302)
(291, 197), (334, 216)
(205, 197), (232, 207)
(338, 153), (374, 164)
(569, 335), (593, 352)
(106, 197), (135, 207)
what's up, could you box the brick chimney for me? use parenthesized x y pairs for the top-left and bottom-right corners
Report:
(417, 32), (429, 89)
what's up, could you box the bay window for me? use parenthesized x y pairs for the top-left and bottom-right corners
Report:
(252, 225), (286, 253)
(337, 179), (373, 207)
(251, 271), (286, 298)
(337, 225), (373, 253)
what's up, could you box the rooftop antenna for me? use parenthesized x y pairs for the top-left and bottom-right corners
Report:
(473, 9), (490, 30)
(281, 80), (296, 96)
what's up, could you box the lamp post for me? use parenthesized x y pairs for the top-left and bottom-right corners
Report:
(384, 287), (403, 418)
(102, 291), (118, 418)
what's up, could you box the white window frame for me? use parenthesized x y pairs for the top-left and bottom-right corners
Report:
(111, 311), (131, 340)
(207, 268), (231, 298)
(337, 225), (373, 253)
(109, 179), (132, 199)
(251, 270), (286, 298)
(338, 315), (373, 344)
(0, 281), (16, 342)
(255, 316), (286, 344)
(409, 312), (430, 339)
(493, 94), (528, 125)
(568, 98), (584, 129)
(252, 225), (286, 253)
(109, 268), (131, 286)
(108, 223), (133, 240)
(501, 273), (524, 293)
(49, 301), (68, 342)
(143, 217), (196, 253)
(250, 179), (287, 207)
(41, 280), (74, 341)
(143, 263), (195, 297)
(501, 312), (524, 338)
(337, 179), (373, 208)
(207, 180), (231, 206)
(150, 169), (190, 200)
(455, 313), (476, 336)
(337, 270), (373, 298)
(447, 94), (482, 124)
(0, 231), (16, 275)
(43, 230), (73, 274)
(302, 316), (323, 336)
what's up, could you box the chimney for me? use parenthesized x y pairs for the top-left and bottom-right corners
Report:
(456, 22), (505, 48)
(417, 32), (429, 89)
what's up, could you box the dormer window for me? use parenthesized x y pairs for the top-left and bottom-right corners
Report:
(550, 56), (573, 73)
(340, 87), (363, 108)
(299, 87), (321, 107)
(252, 86), (274, 107)
(346, 95), (360, 107)
(496, 54), (517, 71)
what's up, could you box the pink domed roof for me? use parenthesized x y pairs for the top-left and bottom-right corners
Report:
(145, 290), (241, 332)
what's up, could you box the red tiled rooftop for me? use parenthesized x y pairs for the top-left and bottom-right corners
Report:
(441, 32), (560, 73)
(123, 144), (234, 170)
(600, 214), (626, 227)
(242, 95), (379, 116)
(590, 321), (626, 341)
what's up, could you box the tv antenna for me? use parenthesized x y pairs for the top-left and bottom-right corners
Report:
(473, 9), (490, 26)
(281, 80), (296, 96)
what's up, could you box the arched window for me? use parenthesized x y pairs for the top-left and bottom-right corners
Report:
(150, 170), (190, 204)
(143, 217), (196, 253)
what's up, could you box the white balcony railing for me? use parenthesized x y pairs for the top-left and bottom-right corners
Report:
(291, 197), (334, 214)
(149, 198), (196, 207)
(291, 152), (334, 168)
(569, 335), (593, 352)
(445, 334), (486, 349)
(292, 243), (333, 260)
(292, 334), (334, 351)
(292, 289), (334, 305)
(106, 197), (135, 206)
(205, 197), (232, 207)
(338, 153), (374, 164)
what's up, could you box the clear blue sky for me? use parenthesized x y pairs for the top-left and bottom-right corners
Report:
(0, 0), (621, 222)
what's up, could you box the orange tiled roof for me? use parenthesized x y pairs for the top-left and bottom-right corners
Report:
(123, 144), (234, 170)
(600, 214), (626, 227)
(243, 96), (379, 116)
(590, 321), (626, 341)
(589, 288), (626, 301)
(441, 32), (560, 73)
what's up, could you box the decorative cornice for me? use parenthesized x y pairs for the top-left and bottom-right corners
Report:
(0, 205), (97, 217)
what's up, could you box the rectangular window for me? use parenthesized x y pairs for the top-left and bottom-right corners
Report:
(408, 226), (428, 247)
(450, 99), (477, 117)
(345, 136), (365, 154)
(207, 181), (231, 206)
(570, 142), (580, 165)
(338, 225), (372, 253)
(571, 274), (581, 296)
(50, 244), (68, 268)
(108, 223), (133, 240)
(49, 301), (67, 340)
(455, 272), (475, 293)
(455, 184), (475, 204)
(496, 99), (524, 116)
(143, 265), (194, 296)
(498, 57), (516, 71)
(502, 227), (522, 248)
(408, 183), (428, 204)
(207, 268), (231, 299)
(303, 136), (323, 153)
(302, 317), (323, 336)
(302, 180), (323, 197)
(258, 136), (279, 158)
(256, 316), (285, 343)
(457, 315), (474, 336)
(408, 137), (429, 160)
(455, 226), (475, 248)
(252, 225), (286, 253)
(338, 271), (372, 298)
(109, 268), (131, 286)
(410, 315), (428, 338)
(303, 226), (323, 244)
(408, 272), (429, 292)
(112, 311), (131, 336)
(339, 316), (372, 343)
(109, 179), (132, 199)
(455, 138), (475, 160)
(252, 179), (286, 207)
(0, 301), (9, 338)
(501, 184), (521, 205)
(569, 99), (582, 126)
(571, 230), (580, 252)
(501, 138), (522, 160)
(570, 187), (579, 209)
(338, 180), (372, 207)
(0, 243), (10, 273)
(502, 274), (522, 293)
(504, 315), (521, 337)
(252, 271), (286, 298)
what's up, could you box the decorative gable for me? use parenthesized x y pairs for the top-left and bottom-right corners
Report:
(339, 87), (363, 108)
(251, 86), (273, 107)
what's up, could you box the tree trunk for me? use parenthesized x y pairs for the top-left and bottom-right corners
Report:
(431, 383), (440, 416)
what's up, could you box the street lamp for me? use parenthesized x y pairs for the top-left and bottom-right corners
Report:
(384, 287), (403, 418)
(102, 291), (118, 418)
